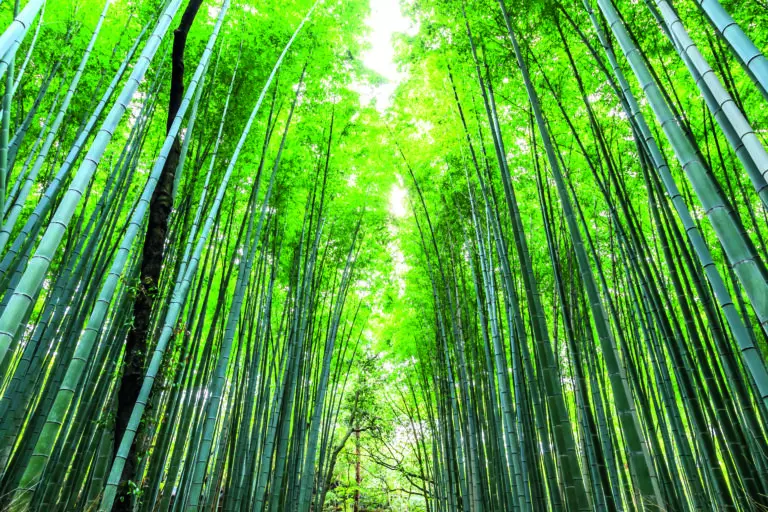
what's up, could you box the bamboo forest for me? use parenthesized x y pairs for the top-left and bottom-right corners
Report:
(1, 0), (768, 509)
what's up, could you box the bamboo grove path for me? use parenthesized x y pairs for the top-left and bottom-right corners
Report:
(0, 0), (767, 510)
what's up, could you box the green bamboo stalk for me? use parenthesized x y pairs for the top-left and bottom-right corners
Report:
(696, 0), (768, 101)
(0, 0), (182, 367)
(0, 0), (111, 254)
(496, 1), (663, 506)
(594, 0), (768, 410)
(652, 0), (768, 209)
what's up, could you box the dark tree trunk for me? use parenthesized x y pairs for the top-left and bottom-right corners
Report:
(113, 0), (205, 509)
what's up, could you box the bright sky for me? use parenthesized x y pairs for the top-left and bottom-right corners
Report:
(352, 0), (414, 291)
(355, 0), (415, 220)
(356, 0), (417, 111)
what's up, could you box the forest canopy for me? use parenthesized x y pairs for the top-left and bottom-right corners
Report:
(0, 0), (766, 510)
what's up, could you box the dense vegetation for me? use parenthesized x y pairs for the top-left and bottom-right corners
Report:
(0, 0), (766, 509)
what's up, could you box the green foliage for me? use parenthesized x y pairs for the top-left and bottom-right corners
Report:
(0, 0), (767, 510)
